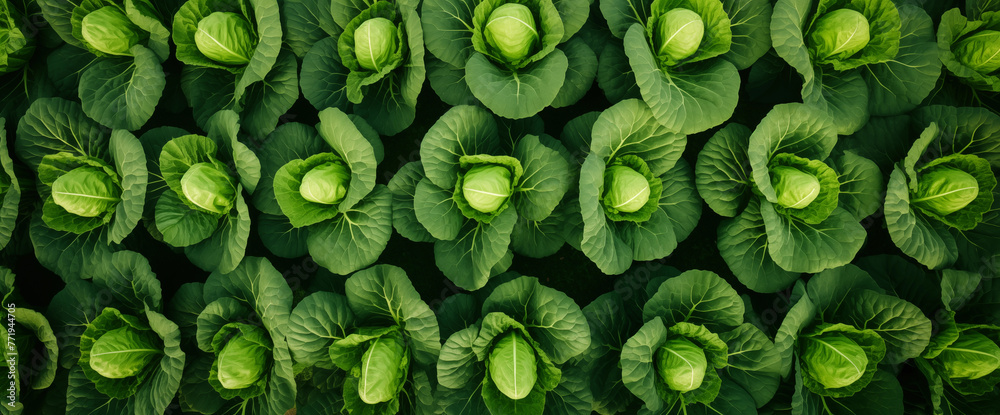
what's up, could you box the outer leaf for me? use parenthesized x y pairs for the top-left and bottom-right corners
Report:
(413, 178), (465, 241)
(307, 186), (393, 275)
(550, 39), (598, 108)
(15, 97), (109, 171)
(466, 50), (569, 120)
(624, 24), (739, 134)
(434, 208), (517, 290)
(761, 202), (867, 274)
(257, 214), (309, 258)
(696, 123), (753, 218)
(721, 0), (772, 70)
(621, 317), (667, 412)
(346, 264), (441, 366)
(108, 130), (147, 244)
(718, 199), (801, 293)
(241, 49), (300, 139)
(286, 291), (354, 369)
(863, 4), (940, 117)
(388, 162), (435, 243)
(79, 45), (165, 130)
(643, 270), (744, 331)
(481, 276), (591, 364)
(589, 98), (686, 176)
(839, 290), (933, 364)
(512, 135), (571, 221)
(184, 192), (251, 274)
(885, 167), (959, 270)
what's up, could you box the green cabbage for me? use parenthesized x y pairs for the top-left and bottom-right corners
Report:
(806, 9), (871, 61)
(80, 6), (145, 56)
(603, 165), (651, 213)
(180, 163), (237, 214)
(483, 3), (539, 62)
(299, 162), (350, 205)
(354, 17), (399, 71)
(195, 12), (258, 65)
(51, 166), (120, 217)
(462, 164), (514, 213)
(358, 333), (408, 404)
(655, 337), (708, 393)
(937, 331), (1000, 380)
(771, 165), (822, 209)
(953, 30), (1000, 74)
(801, 333), (869, 389)
(654, 8), (704, 65)
(913, 166), (980, 216)
(488, 331), (538, 400)
(216, 328), (270, 390)
(89, 326), (161, 379)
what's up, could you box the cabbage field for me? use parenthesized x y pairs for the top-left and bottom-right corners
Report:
(0, 0), (999, 413)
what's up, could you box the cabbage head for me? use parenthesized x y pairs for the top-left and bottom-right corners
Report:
(194, 12), (258, 65)
(81, 6), (146, 56)
(461, 164), (514, 214)
(654, 8), (704, 66)
(357, 331), (409, 404)
(51, 165), (121, 218)
(655, 337), (708, 393)
(488, 331), (538, 400)
(806, 9), (870, 62)
(603, 164), (651, 214)
(935, 330), (1000, 381)
(484, 3), (539, 62)
(354, 17), (399, 71)
(181, 162), (237, 214)
(88, 326), (161, 379)
(801, 332), (869, 389)
(215, 325), (271, 389)
(770, 165), (822, 209)
(299, 162), (350, 205)
(913, 166), (981, 217)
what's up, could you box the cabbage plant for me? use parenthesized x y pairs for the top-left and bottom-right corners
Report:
(422, 0), (596, 118)
(389, 105), (572, 290)
(0, 267), (58, 415)
(141, 110), (260, 274)
(36, 0), (170, 130)
(0, 120), (21, 252)
(938, 8), (1000, 92)
(618, 270), (782, 413)
(435, 275), (592, 414)
(775, 265), (932, 414)
(172, 0), (298, 138)
(771, 0), (941, 134)
(175, 257), (295, 415)
(598, 0), (773, 134)
(287, 0), (425, 136)
(285, 265), (440, 414)
(885, 106), (1000, 271)
(46, 251), (185, 415)
(14, 98), (148, 281)
(254, 107), (390, 275)
(567, 99), (700, 275)
(696, 103), (882, 293)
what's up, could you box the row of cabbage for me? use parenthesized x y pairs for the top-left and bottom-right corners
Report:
(3, 252), (998, 415)
(1, 92), (996, 296)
